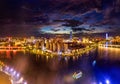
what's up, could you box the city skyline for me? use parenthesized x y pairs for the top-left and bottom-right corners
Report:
(0, 1), (120, 84)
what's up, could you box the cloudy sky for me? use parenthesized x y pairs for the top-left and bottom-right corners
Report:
(0, 0), (120, 36)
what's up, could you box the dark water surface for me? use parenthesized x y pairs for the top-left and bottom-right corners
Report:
(0, 46), (120, 84)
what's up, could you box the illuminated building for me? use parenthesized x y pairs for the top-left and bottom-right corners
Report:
(106, 33), (108, 40)
(57, 43), (61, 52)
(82, 38), (89, 43)
(45, 39), (49, 49)
(41, 41), (45, 50)
(70, 31), (73, 40)
(50, 42), (53, 51)
(64, 43), (68, 52)
(53, 43), (57, 52)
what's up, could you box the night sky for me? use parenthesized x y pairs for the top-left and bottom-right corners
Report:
(0, 0), (120, 36)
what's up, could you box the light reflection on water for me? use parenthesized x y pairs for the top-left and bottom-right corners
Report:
(0, 47), (120, 84)
(98, 46), (120, 61)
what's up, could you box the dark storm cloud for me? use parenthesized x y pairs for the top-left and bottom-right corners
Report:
(71, 27), (95, 32)
(54, 19), (84, 27)
(51, 28), (61, 32)
(0, 0), (102, 19)
(0, 0), (120, 36)
(0, 24), (39, 37)
(50, 0), (102, 12)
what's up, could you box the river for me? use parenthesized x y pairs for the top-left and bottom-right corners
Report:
(0, 46), (120, 84)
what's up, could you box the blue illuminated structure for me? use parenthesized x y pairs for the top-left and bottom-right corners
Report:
(70, 31), (72, 40)
(106, 33), (108, 40)
(92, 60), (96, 66)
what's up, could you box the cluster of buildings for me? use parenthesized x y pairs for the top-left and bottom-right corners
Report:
(0, 33), (94, 54)
(111, 36), (120, 44)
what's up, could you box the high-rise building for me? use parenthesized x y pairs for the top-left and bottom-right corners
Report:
(70, 31), (72, 40)
(57, 43), (61, 52)
(45, 40), (49, 49)
(64, 43), (68, 52)
(50, 43), (53, 51)
(106, 33), (108, 40)
(53, 43), (57, 52)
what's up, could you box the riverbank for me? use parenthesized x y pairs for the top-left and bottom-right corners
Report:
(0, 71), (11, 84)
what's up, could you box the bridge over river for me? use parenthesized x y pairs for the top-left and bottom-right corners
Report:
(0, 46), (25, 51)
(99, 44), (120, 48)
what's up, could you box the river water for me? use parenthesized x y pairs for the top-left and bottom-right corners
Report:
(0, 46), (120, 84)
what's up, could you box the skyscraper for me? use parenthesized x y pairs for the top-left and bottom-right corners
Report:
(106, 33), (108, 40)
(70, 31), (72, 40)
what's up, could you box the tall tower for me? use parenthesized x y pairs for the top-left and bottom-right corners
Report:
(106, 33), (108, 40)
(70, 31), (72, 40)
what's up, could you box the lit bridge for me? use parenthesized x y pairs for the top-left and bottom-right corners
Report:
(0, 46), (25, 50)
(99, 44), (120, 48)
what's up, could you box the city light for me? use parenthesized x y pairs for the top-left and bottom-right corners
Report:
(92, 60), (96, 66)
(99, 82), (102, 84)
(106, 79), (110, 84)
(0, 61), (27, 84)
